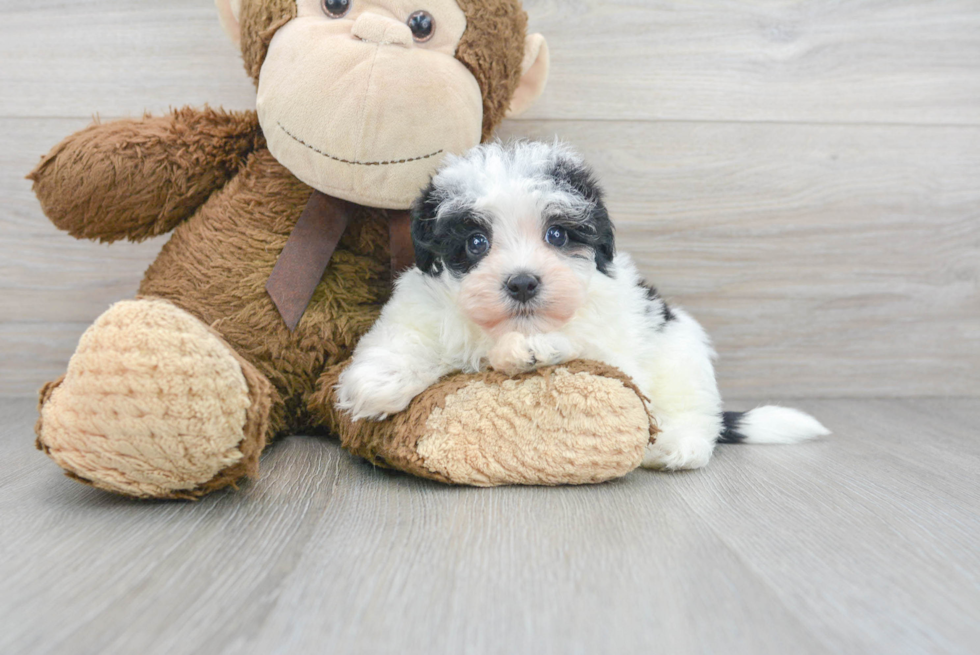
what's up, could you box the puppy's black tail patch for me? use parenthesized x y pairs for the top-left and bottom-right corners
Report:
(717, 407), (830, 444)
(718, 411), (747, 443)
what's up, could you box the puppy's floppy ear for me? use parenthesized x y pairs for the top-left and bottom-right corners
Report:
(550, 154), (617, 274)
(411, 182), (444, 276)
(589, 201), (616, 275)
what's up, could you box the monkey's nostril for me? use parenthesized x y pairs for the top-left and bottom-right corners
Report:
(505, 273), (541, 304)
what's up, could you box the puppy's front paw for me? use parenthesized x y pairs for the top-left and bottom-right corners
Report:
(335, 359), (421, 421)
(488, 332), (535, 376)
(526, 333), (577, 367)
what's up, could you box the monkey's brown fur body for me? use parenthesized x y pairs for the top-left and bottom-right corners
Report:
(29, 0), (653, 498)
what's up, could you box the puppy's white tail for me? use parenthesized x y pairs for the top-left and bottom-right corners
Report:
(718, 406), (830, 444)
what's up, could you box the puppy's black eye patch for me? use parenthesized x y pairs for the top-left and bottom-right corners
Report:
(546, 212), (615, 274)
(411, 182), (493, 276)
(546, 157), (616, 275)
(439, 218), (492, 275)
(411, 197), (492, 276)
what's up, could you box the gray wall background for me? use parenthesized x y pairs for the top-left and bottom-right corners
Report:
(1, 0), (978, 398)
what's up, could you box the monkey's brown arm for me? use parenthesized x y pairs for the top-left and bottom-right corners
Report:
(28, 106), (261, 243)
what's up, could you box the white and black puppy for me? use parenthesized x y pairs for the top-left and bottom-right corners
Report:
(336, 141), (828, 470)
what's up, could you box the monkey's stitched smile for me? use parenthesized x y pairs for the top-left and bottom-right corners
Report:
(278, 122), (443, 167)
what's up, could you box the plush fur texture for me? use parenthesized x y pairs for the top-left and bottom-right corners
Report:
(240, 0), (297, 82)
(35, 299), (272, 499)
(136, 145), (393, 436)
(256, 0), (485, 208)
(337, 141), (829, 470)
(416, 363), (652, 485)
(239, 0), (526, 140)
(28, 108), (262, 243)
(29, 2), (649, 496)
(455, 0), (529, 140)
(319, 359), (653, 486)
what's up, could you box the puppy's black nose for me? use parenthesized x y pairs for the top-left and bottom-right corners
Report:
(505, 273), (541, 304)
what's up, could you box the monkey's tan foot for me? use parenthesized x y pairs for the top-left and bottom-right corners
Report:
(36, 298), (273, 499)
(314, 360), (655, 486)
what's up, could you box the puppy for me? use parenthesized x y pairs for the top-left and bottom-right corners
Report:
(336, 141), (828, 470)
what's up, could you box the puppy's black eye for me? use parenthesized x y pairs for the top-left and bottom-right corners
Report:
(546, 225), (568, 247)
(466, 232), (489, 257)
(322, 0), (351, 18)
(407, 11), (435, 42)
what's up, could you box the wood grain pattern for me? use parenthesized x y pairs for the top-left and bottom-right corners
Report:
(0, 1), (255, 120)
(4, 118), (977, 396)
(3, 5), (978, 655)
(1, 1), (978, 397)
(2, 1), (978, 124)
(2, 397), (978, 654)
(502, 120), (980, 397)
(522, 0), (980, 125)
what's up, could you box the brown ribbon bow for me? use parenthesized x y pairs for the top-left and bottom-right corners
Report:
(266, 190), (415, 332)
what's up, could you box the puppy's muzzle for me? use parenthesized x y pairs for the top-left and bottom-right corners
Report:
(504, 273), (540, 304)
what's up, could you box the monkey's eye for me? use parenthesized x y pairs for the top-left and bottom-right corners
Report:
(546, 225), (568, 247)
(407, 11), (435, 42)
(466, 232), (489, 257)
(322, 0), (351, 18)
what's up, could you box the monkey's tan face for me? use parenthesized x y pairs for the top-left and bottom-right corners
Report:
(257, 0), (483, 209)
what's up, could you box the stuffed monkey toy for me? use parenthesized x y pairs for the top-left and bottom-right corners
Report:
(29, 0), (654, 499)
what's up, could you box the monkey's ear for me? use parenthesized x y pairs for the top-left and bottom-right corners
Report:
(506, 34), (550, 118)
(216, 0), (243, 46)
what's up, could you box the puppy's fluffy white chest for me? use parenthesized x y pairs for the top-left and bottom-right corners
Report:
(335, 140), (828, 471)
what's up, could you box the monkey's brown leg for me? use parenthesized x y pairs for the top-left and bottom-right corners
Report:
(310, 360), (654, 486)
(36, 298), (275, 499)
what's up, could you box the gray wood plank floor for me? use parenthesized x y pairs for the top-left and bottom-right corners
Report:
(2, 397), (978, 655)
